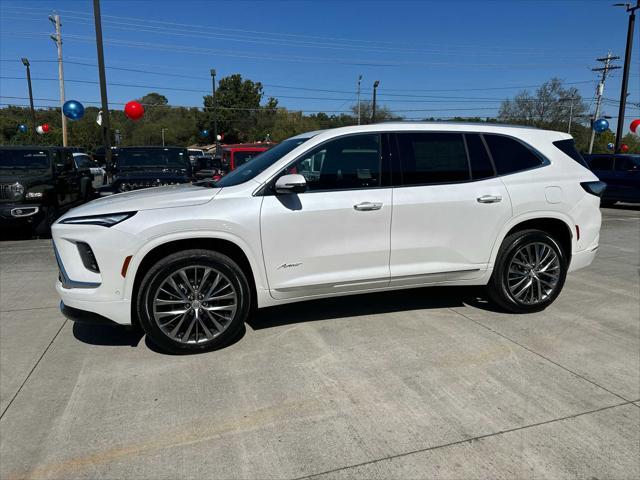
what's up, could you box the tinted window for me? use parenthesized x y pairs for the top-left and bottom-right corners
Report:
(484, 134), (543, 175)
(117, 148), (188, 168)
(397, 132), (469, 185)
(74, 155), (93, 169)
(283, 134), (380, 191)
(614, 156), (640, 171)
(465, 134), (494, 180)
(234, 151), (261, 167)
(589, 156), (614, 171)
(553, 139), (588, 167)
(216, 137), (312, 187)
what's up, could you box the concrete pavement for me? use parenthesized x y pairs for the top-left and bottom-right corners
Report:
(1, 207), (638, 479)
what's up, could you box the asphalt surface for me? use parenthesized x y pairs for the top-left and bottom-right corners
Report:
(1, 207), (638, 480)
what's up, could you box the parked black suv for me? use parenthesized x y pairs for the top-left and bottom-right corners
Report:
(0, 146), (94, 235)
(99, 146), (192, 194)
(583, 153), (640, 205)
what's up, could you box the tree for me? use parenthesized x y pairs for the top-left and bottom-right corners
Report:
(498, 78), (588, 131)
(137, 92), (168, 106)
(350, 101), (400, 124)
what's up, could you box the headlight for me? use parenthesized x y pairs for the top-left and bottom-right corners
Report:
(60, 211), (137, 227)
(25, 191), (44, 199)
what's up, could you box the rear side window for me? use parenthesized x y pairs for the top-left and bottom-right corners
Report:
(553, 139), (588, 167)
(397, 132), (470, 185)
(484, 134), (543, 175)
(465, 134), (494, 180)
(589, 156), (614, 171)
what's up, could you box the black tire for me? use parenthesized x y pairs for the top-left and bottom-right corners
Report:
(34, 205), (59, 238)
(137, 249), (250, 354)
(486, 229), (568, 313)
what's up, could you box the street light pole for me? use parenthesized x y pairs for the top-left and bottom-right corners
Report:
(372, 80), (380, 123)
(92, 0), (112, 176)
(210, 69), (219, 154)
(357, 74), (362, 125)
(21, 58), (36, 144)
(161, 128), (167, 147)
(613, 1), (639, 152)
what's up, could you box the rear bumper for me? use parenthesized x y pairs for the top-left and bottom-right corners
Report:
(569, 242), (599, 272)
(60, 301), (118, 325)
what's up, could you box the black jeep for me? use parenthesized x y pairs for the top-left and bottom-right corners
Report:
(99, 146), (192, 194)
(0, 146), (94, 236)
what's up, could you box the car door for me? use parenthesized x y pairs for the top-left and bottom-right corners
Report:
(260, 133), (393, 300)
(53, 150), (74, 207)
(613, 155), (640, 201)
(389, 132), (512, 287)
(589, 155), (616, 198)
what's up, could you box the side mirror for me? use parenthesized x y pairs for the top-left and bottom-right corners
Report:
(275, 174), (307, 194)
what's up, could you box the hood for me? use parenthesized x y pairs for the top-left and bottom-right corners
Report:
(59, 183), (221, 219)
(0, 172), (51, 185)
(114, 170), (189, 181)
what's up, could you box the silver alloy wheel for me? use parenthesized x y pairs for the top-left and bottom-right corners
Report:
(152, 266), (238, 344)
(507, 242), (561, 305)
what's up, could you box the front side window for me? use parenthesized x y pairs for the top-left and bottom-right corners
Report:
(484, 134), (544, 175)
(589, 156), (614, 171)
(282, 134), (381, 191)
(397, 132), (469, 185)
(614, 156), (640, 171)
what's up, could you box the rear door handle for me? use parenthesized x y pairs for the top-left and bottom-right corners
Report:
(354, 201), (383, 211)
(477, 195), (502, 204)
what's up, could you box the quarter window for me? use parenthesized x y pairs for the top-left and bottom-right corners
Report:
(465, 134), (494, 180)
(397, 132), (469, 185)
(484, 134), (543, 175)
(283, 134), (381, 191)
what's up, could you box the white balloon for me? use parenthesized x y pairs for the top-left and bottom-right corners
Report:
(36, 125), (44, 135)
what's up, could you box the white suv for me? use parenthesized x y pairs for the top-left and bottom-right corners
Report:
(52, 123), (603, 353)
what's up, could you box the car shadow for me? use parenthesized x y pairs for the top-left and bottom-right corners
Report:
(71, 286), (503, 354)
(247, 285), (502, 330)
(602, 203), (640, 211)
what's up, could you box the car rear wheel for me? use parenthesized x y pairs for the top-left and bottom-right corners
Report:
(486, 229), (567, 313)
(137, 249), (250, 353)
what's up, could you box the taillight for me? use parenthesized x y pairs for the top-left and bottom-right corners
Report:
(581, 181), (607, 197)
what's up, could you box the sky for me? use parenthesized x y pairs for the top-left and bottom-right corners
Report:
(0, 0), (639, 132)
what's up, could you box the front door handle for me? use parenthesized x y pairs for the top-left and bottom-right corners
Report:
(477, 195), (502, 204)
(354, 201), (383, 211)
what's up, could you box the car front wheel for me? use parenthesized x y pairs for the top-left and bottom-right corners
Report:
(487, 229), (568, 313)
(137, 249), (250, 353)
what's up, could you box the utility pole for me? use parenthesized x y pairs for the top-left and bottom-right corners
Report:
(161, 128), (167, 147)
(210, 69), (219, 154)
(21, 58), (36, 144)
(588, 52), (620, 154)
(614, 1), (639, 153)
(357, 74), (362, 125)
(49, 13), (67, 146)
(567, 94), (575, 134)
(92, 0), (112, 176)
(372, 80), (380, 123)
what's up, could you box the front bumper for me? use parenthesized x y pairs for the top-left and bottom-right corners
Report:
(0, 202), (43, 224)
(60, 301), (119, 325)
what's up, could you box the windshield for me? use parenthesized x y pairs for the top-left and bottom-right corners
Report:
(216, 137), (312, 187)
(74, 155), (93, 169)
(0, 149), (50, 169)
(117, 148), (188, 168)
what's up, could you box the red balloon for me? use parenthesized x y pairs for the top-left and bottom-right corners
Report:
(630, 119), (640, 133)
(124, 101), (145, 121)
(41, 123), (50, 133)
(621, 144), (630, 153)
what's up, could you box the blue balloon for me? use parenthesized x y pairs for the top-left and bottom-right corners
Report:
(607, 142), (615, 150)
(62, 100), (85, 121)
(593, 118), (609, 133)
(18, 124), (28, 133)
(200, 129), (209, 137)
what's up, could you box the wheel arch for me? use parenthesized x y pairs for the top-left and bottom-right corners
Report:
(490, 213), (574, 265)
(127, 234), (263, 326)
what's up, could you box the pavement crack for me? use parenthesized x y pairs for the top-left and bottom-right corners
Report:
(294, 400), (635, 480)
(449, 307), (634, 404)
(0, 319), (67, 420)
